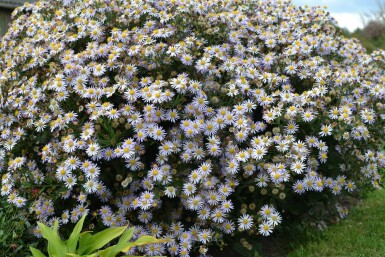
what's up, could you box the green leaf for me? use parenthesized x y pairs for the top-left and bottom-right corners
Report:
(53, 220), (59, 233)
(109, 227), (136, 254)
(97, 227), (135, 257)
(131, 236), (166, 246)
(30, 246), (47, 257)
(38, 222), (67, 257)
(120, 236), (168, 253)
(122, 255), (167, 257)
(94, 246), (114, 257)
(67, 214), (87, 253)
(78, 231), (93, 253)
(79, 231), (93, 236)
(78, 226), (127, 255)
(67, 254), (98, 257)
(122, 255), (146, 257)
(96, 229), (135, 257)
(117, 227), (135, 244)
(66, 254), (82, 257)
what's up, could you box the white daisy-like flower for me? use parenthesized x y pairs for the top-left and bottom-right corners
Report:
(319, 124), (333, 137)
(258, 222), (272, 236)
(238, 214), (254, 231)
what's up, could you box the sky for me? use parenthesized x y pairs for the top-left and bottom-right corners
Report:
(292, 0), (378, 31)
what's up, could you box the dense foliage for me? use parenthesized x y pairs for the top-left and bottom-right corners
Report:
(0, 0), (385, 256)
(345, 23), (385, 53)
(0, 197), (38, 256)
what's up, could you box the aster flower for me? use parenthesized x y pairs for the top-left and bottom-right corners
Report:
(238, 214), (253, 231)
(258, 222), (273, 236)
(319, 124), (333, 137)
(290, 160), (306, 174)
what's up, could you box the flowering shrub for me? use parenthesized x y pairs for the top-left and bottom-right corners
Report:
(0, 0), (385, 256)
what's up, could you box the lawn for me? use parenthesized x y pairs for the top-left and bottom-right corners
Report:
(288, 189), (385, 257)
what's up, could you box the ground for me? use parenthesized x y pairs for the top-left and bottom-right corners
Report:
(288, 189), (385, 257)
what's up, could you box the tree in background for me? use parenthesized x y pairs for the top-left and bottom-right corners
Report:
(346, 0), (385, 52)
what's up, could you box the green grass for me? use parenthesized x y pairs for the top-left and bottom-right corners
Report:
(288, 189), (385, 257)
